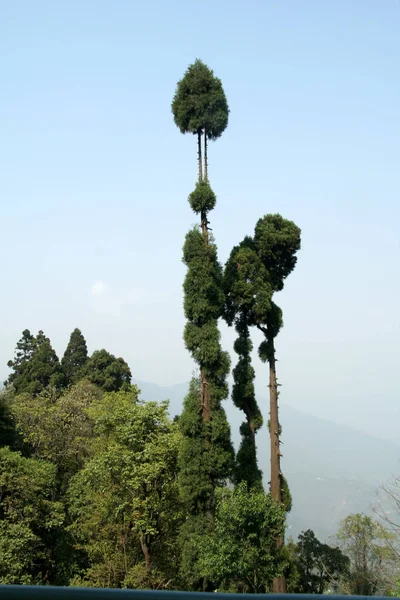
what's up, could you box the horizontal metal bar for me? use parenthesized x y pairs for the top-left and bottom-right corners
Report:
(0, 588), (391, 600)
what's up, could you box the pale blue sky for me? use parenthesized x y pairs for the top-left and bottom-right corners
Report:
(1, 1), (399, 439)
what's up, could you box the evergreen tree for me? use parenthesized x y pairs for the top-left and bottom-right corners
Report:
(224, 238), (269, 488)
(61, 328), (89, 386)
(5, 329), (36, 389)
(254, 215), (300, 592)
(172, 62), (234, 589)
(6, 330), (63, 395)
(224, 216), (300, 592)
(84, 349), (131, 392)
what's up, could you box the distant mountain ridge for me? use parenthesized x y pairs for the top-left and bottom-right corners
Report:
(134, 378), (400, 540)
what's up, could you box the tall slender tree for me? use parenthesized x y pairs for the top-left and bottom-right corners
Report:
(224, 216), (300, 592)
(172, 61), (233, 589)
(61, 328), (88, 386)
(254, 215), (301, 593)
(5, 329), (36, 389)
(224, 239), (269, 488)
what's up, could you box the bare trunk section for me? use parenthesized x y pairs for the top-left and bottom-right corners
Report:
(140, 535), (151, 572)
(269, 346), (287, 594)
(269, 354), (281, 504)
(204, 129), (208, 181)
(200, 369), (211, 422)
(198, 131), (203, 183)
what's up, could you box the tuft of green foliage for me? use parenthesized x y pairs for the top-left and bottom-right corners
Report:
(172, 59), (229, 140)
(188, 181), (217, 214)
(254, 214), (301, 292)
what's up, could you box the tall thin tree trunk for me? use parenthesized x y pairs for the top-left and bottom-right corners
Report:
(269, 341), (287, 593)
(198, 131), (203, 183)
(200, 369), (211, 422)
(269, 352), (281, 504)
(204, 129), (208, 181)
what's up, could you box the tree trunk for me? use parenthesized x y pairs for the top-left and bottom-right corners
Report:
(204, 129), (208, 181)
(269, 353), (281, 504)
(140, 535), (151, 572)
(269, 345), (287, 593)
(198, 131), (203, 183)
(200, 369), (211, 422)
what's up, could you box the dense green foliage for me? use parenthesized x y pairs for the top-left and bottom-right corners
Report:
(224, 239), (268, 487)
(197, 483), (286, 593)
(84, 349), (132, 392)
(67, 389), (182, 589)
(61, 328), (89, 386)
(171, 59), (229, 140)
(6, 330), (64, 395)
(5, 330), (131, 396)
(0, 447), (64, 585)
(291, 529), (349, 594)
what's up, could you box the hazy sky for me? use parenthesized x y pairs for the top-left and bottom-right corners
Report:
(1, 1), (399, 440)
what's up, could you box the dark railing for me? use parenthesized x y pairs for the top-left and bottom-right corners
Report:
(0, 588), (392, 600)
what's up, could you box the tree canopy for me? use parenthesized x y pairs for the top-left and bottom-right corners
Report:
(172, 59), (229, 140)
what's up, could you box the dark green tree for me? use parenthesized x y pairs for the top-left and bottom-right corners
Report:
(254, 215), (300, 593)
(84, 349), (132, 392)
(253, 216), (300, 502)
(294, 529), (349, 594)
(6, 330), (64, 396)
(224, 239), (269, 488)
(5, 329), (36, 389)
(224, 216), (301, 593)
(172, 62), (234, 590)
(61, 328), (89, 386)
(172, 59), (229, 182)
